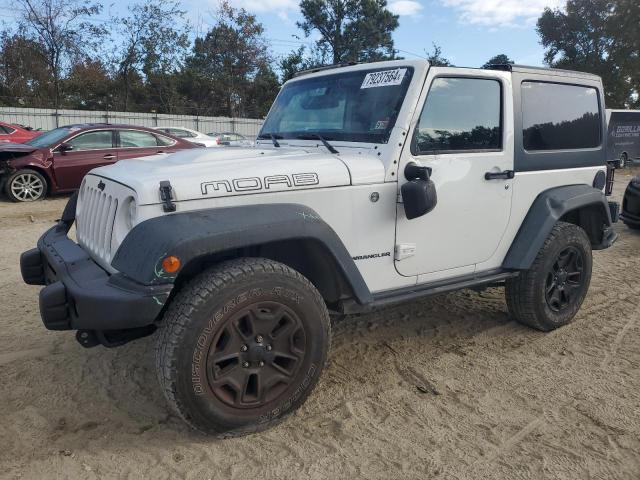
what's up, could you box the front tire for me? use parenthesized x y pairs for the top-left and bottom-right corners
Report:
(156, 258), (330, 437)
(506, 222), (592, 331)
(5, 169), (47, 202)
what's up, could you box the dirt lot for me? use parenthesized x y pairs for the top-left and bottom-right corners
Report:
(0, 171), (639, 480)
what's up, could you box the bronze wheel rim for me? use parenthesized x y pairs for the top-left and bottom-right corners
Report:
(205, 301), (307, 409)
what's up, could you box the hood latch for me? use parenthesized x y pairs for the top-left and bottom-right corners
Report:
(159, 180), (176, 213)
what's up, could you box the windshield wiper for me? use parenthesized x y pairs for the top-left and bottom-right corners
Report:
(257, 132), (282, 147)
(296, 133), (339, 154)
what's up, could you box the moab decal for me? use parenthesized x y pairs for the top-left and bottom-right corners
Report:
(201, 173), (319, 195)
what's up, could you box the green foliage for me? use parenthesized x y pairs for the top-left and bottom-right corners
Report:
(297, 0), (399, 64)
(482, 54), (513, 69)
(425, 44), (452, 67)
(113, 0), (189, 111)
(537, 0), (639, 108)
(15, 0), (107, 108)
(183, 1), (279, 117)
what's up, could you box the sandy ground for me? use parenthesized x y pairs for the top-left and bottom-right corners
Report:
(0, 171), (639, 480)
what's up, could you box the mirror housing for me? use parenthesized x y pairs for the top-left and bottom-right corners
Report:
(57, 143), (74, 154)
(401, 179), (438, 219)
(401, 162), (437, 220)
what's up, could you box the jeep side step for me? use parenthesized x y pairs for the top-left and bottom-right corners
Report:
(342, 269), (518, 314)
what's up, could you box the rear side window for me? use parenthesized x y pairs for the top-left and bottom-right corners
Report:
(156, 134), (176, 146)
(413, 77), (502, 153)
(522, 82), (601, 151)
(120, 130), (159, 148)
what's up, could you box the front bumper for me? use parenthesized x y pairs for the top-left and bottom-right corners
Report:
(21, 223), (172, 331)
(620, 178), (640, 227)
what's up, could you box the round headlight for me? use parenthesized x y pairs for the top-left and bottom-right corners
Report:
(125, 198), (137, 229)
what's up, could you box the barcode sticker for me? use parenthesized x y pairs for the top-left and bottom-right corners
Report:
(361, 68), (407, 89)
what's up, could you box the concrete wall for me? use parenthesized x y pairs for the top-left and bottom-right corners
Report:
(0, 107), (264, 139)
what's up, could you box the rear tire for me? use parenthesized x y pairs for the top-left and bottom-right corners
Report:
(5, 169), (47, 202)
(155, 257), (330, 437)
(618, 153), (628, 169)
(506, 222), (592, 331)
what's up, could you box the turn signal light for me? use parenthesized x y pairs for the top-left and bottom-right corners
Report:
(162, 255), (181, 273)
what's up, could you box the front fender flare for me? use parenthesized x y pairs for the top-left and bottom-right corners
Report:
(111, 203), (372, 304)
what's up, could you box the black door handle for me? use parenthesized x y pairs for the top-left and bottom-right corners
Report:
(485, 170), (514, 180)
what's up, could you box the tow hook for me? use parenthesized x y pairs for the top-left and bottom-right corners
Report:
(76, 326), (157, 348)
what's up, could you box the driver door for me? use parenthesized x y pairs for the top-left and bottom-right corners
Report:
(395, 68), (514, 280)
(53, 129), (116, 190)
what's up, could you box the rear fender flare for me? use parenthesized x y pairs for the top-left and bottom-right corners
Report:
(502, 184), (613, 270)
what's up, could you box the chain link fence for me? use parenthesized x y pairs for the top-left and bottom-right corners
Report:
(0, 107), (264, 140)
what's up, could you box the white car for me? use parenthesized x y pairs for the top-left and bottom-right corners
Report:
(153, 126), (219, 147)
(207, 132), (254, 147)
(23, 60), (619, 438)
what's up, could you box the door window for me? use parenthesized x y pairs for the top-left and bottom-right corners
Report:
(120, 130), (159, 148)
(522, 82), (601, 151)
(413, 77), (502, 154)
(67, 130), (114, 150)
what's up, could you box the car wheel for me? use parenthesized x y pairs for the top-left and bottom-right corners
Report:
(155, 257), (330, 437)
(505, 222), (592, 331)
(618, 153), (628, 169)
(6, 169), (47, 202)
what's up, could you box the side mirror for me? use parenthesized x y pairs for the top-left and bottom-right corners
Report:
(401, 162), (438, 220)
(57, 143), (74, 154)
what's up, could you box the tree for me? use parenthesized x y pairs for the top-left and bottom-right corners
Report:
(482, 54), (513, 69)
(609, 0), (640, 108)
(537, 0), (635, 108)
(0, 30), (50, 106)
(113, 0), (189, 111)
(64, 59), (113, 109)
(278, 45), (329, 82)
(16, 0), (106, 109)
(425, 44), (452, 67)
(297, 0), (399, 64)
(184, 2), (276, 117)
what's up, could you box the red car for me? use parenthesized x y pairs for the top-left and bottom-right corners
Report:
(0, 124), (197, 202)
(0, 121), (41, 144)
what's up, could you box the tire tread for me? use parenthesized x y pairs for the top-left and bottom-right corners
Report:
(155, 257), (330, 438)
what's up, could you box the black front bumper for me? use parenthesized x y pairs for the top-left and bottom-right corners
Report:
(620, 178), (640, 227)
(21, 223), (172, 331)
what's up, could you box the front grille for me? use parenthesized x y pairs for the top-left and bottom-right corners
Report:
(76, 183), (118, 264)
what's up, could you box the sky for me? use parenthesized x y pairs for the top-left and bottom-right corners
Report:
(180, 0), (567, 68)
(2, 0), (566, 69)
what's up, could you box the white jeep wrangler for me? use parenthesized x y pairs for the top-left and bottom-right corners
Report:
(21, 60), (618, 437)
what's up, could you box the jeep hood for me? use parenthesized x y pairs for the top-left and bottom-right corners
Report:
(90, 147), (384, 205)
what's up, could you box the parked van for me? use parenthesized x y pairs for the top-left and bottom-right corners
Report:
(606, 109), (640, 168)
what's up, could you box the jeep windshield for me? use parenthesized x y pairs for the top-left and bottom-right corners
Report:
(259, 66), (414, 144)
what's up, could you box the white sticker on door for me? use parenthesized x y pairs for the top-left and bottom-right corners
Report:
(361, 68), (407, 89)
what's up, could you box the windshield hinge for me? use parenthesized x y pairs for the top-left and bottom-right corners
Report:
(159, 180), (176, 213)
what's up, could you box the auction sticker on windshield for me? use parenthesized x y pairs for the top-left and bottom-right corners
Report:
(361, 68), (407, 89)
